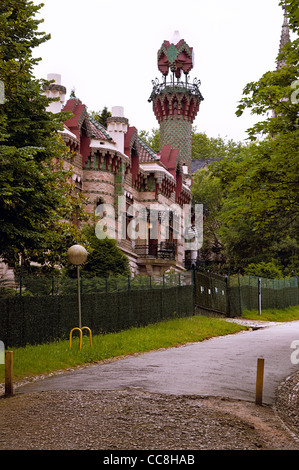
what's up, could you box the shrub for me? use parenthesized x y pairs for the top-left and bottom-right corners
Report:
(244, 261), (284, 279)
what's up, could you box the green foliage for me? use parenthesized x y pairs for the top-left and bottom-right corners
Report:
(236, 1), (299, 140)
(66, 225), (130, 278)
(244, 261), (284, 279)
(198, 2), (299, 274)
(81, 237), (130, 278)
(90, 106), (112, 128)
(192, 169), (224, 262)
(242, 305), (299, 322)
(138, 128), (160, 153)
(191, 129), (244, 160)
(139, 127), (245, 160)
(211, 132), (299, 273)
(0, 1), (88, 267)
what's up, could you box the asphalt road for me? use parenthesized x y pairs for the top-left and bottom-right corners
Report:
(18, 321), (299, 404)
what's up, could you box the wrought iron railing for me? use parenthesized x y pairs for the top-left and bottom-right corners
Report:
(135, 242), (176, 260)
(148, 76), (204, 102)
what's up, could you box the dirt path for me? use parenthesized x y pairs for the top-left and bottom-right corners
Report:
(0, 374), (298, 451)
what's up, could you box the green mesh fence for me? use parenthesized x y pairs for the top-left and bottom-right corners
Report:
(229, 275), (299, 315)
(194, 272), (299, 317)
(0, 285), (194, 348)
(194, 272), (228, 315)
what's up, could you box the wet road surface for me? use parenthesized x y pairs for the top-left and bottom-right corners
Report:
(17, 321), (299, 404)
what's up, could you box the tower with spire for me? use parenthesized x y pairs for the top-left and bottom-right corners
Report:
(277, 4), (291, 69)
(148, 31), (203, 180)
(272, 5), (291, 119)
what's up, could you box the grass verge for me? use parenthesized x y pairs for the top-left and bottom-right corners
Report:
(242, 305), (299, 322)
(0, 315), (246, 383)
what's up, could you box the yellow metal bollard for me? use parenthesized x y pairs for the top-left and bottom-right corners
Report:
(69, 327), (83, 350)
(81, 326), (93, 348)
(69, 327), (92, 350)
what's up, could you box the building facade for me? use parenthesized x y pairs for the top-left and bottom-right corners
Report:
(45, 32), (204, 276)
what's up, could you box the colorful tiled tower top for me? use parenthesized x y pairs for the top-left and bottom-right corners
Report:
(157, 31), (194, 78)
(149, 31), (203, 177)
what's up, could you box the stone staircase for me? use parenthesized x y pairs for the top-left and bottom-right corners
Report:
(0, 261), (16, 288)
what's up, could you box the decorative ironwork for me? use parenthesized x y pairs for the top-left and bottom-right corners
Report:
(148, 75), (204, 102)
(136, 242), (176, 260)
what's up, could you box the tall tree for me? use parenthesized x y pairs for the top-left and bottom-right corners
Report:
(90, 107), (112, 128)
(138, 128), (160, 153)
(236, 1), (299, 139)
(0, 0), (88, 268)
(138, 127), (244, 159)
(210, 0), (299, 274)
(192, 130), (244, 160)
(192, 168), (224, 264)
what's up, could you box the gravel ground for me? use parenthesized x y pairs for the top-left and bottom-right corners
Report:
(276, 371), (299, 439)
(0, 372), (298, 451)
(0, 320), (298, 451)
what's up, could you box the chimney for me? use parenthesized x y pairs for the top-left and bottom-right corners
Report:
(107, 106), (128, 154)
(44, 73), (66, 113)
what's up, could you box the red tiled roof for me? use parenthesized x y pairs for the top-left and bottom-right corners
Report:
(159, 145), (178, 177)
(89, 116), (112, 141)
(124, 126), (158, 162)
(136, 137), (158, 163)
(63, 99), (91, 139)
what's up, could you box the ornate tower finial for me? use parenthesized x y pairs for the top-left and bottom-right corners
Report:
(277, 4), (291, 69)
(148, 34), (203, 178)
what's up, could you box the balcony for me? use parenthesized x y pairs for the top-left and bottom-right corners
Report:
(148, 77), (204, 103)
(135, 242), (176, 260)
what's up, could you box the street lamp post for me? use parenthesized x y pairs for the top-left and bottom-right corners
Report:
(67, 244), (92, 349)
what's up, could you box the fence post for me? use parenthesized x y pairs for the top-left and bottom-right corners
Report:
(5, 351), (14, 397)
(225, 275), (230, 317)
(19, 265), (23, 297)
(238, 275), (242, 315)
(258, 278), (262, 316)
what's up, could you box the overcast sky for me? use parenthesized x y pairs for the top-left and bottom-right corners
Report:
(32, 0), (288, 143)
